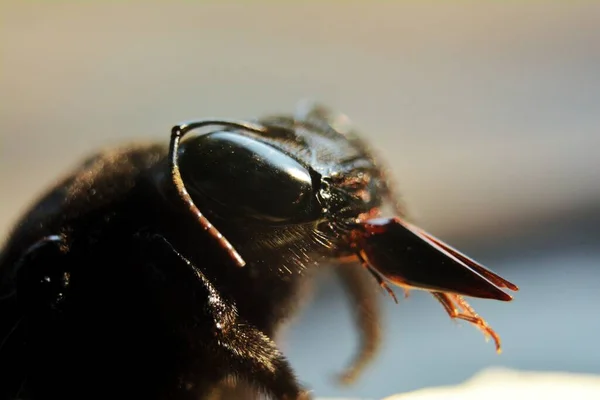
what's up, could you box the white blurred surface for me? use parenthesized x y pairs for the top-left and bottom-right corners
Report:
(384, 368), (600, 400)
(317, 368), (600, 400)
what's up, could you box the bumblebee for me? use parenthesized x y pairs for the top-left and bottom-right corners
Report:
(0, 101), (517, 399)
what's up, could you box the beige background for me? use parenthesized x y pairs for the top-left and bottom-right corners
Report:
(2, 2), (599, 241)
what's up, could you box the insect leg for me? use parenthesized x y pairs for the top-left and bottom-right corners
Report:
(356, 253), (398, 304)
(432, 292), (502, 352)
(335, 263), (382, 385)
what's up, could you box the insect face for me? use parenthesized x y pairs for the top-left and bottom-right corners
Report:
(167, 102), (518, 354)
(167, 110), (389, 279)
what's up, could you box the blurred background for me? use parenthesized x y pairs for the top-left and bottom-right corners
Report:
(1, 2), (599, 399)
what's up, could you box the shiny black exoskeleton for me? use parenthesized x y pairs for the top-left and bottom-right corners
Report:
(0, 102), (391, 400)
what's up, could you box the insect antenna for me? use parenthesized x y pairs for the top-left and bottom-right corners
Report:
(169, 119), (268, 268)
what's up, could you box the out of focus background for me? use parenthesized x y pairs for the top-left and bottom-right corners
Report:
(1, 2), (599, 399)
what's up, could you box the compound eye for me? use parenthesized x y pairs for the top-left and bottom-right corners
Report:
(16, 236), (71, 313)
(178, 131), (316, 222)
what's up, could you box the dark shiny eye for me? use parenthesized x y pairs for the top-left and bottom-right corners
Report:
(16, 237), (70, 313)
(178, 131), (318, 222)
